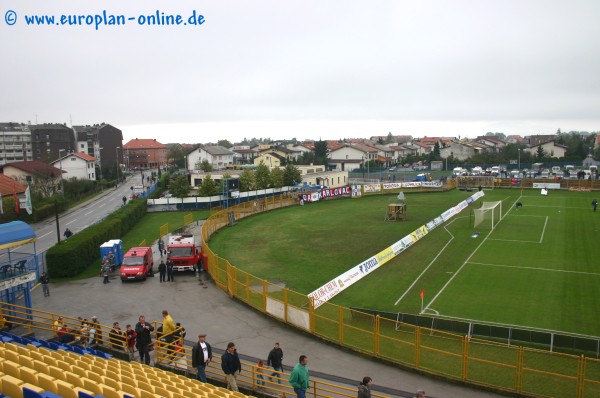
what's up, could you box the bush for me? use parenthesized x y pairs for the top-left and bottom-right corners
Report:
(46, 198), (147, 277)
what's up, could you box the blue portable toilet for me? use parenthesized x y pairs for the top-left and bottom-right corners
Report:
(108, 239), (124, 265)
(100, 240), (124, 266)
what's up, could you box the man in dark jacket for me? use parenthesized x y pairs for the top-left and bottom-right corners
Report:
(221, 342), (242, 391)
(192, 334), (212, 383)
(158, 260), (167, 283)
(135, 315), (154, 365)
(39, 272), (50, 297)
(267, 342), (284, 383)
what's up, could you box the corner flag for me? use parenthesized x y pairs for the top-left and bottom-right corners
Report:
(420, 289), (425, 300)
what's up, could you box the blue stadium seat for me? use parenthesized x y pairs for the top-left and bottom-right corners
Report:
(0, 335), (14, 343)
(41, 393), (63, 398)
(23, 387), (44, 398)
(77, 391), (95, 398)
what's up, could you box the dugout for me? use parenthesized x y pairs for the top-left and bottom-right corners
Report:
(0, 221), (40, 310)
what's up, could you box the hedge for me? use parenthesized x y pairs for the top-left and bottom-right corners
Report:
(45, 198), (147, 277)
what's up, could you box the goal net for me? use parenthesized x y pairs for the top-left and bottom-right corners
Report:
(473, 201), (502, 229)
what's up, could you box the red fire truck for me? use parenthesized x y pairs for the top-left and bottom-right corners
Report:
(167, 234), (202, 272)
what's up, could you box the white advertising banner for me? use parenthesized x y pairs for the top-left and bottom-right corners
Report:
(532, 183), (561, 190)
(364, 184), (381, 193)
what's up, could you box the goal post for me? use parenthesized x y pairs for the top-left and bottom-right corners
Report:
(473, 201), (502, 229)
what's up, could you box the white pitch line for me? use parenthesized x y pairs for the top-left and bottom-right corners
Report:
(468, 262), (600, 276)
(487, 238), (540, 243)
(539, 216), (548, 243)
(393, 217), (460, 306)
(84, 210), (95, 216)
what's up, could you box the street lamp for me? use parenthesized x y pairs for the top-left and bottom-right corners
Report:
(518, 148), (521, 173)
(115, 146), (120, 188)
(98, 146), (103, 192)
(58, 149), (66, 195)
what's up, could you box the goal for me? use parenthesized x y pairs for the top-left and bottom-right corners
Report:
(472, 201), (502, 229)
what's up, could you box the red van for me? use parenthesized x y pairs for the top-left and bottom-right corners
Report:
(120, 247), (153, 281)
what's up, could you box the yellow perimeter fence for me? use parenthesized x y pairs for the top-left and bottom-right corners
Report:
(201, 192), (600, 398)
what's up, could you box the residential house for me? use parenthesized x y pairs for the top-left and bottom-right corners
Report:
(124, 138), (169, 170)
(524, 136), (567, 158)
(29, 124), (75, 163)
(328, 144), (378, 172)
(0, 123), (32, 165)
(74, 123), (123, 169)
(372, 145), (395, 167)
(440, 141), (488, 161)
(476, 136), (506, 153)
(50, 152), (97, 181)
(0, 173), (27, 196)
(0, 160), (64, 197)
(254, 146), (298, 167)
(231, 148), (257, 164)
(187, 145), (235, 171)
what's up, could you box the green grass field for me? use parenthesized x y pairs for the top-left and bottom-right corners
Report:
(208, 189), (600, 337)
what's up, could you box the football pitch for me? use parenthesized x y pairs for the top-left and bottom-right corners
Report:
(208, 188), (600, 337)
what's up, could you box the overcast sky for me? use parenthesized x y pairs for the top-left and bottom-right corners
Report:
(2, 0), (599, 144)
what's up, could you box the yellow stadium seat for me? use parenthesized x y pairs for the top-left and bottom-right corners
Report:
(37, 372), (58, 393)
(56, 360), (73, 373)
(15, 344), (30, 357)
(82, 376), (104, 395)
(29, 350), (44, 362)
(71, 365), (89, 379)
(26, 343), (39, 352)
(120, 372), (137, 388)
(61, 354), (78, 367)
(139, 389), (160, 398)
(48, 365), (64, 381)
(2, 348), (19, 363)
(2, 360), (20, 379)
(21, 383), (46, 398)
(18, 353), (35, 369)
(42, 355), (58, 368)
(103, 376), (122, 391)
(91, 364), (107, 376)
(56, 379), (76, 398)
(32, 359), (49, 375)
(189, 386), (209, 397)
(76, 359), (93, 371)
(99, 383), (123, 398)
(87, 370), (104, 385)
(48, 350), (63, 361)
(65, 370), (84, 388)
(19, 366), (38, 385)
(120, 382), (143, 397)
(153, 385), (173, 398)
(0, 374), (24, 398)
(137, 380), (155, 393)
(105, 368), (119, 381)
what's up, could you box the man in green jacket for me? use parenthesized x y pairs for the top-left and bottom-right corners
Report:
(289, 355), (309, 398)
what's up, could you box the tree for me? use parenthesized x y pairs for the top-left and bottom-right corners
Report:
(239, 169), (256, 192)
(217, 139), (233, 148)
(198, 174), (218, 196)
(255, 162), (270, 189)
(270, 167), (285, 188)
(167, 144), (187, 169)
(386, 132), (393, 143)
(196, 159), (213, 172)
(169, 175), (191, 198)
(314, 140), (328, 166)
(283, 164), (302, 186)
(536, 146), (546, 160)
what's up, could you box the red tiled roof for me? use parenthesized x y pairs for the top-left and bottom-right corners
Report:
(0, 174), (26, 196)
(124, 139), (167, 149)
(1, 160), (64, 178)
(71, 152), (97, 161)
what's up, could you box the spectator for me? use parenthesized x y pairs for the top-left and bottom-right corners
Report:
(192, 333), (212, 383)
(39, 272), (50, 297)
(592, 199), (598, 212)
(257, 360), (266, 386)
(126, 324), (137, 360)
(90, 316), (102, 345)
(289, 355), (309, 398)
(158, 260), (166, 283)
(267, 342), (284, 383)
(357, 377), (372, 398)
(63, 228), (73, 239)
(158, 238), (165, 256)
(167, 259), (175, 282)
(109, 322), (124, 350)
(135, 315), (154, 365)
(102, 260), (111, 284)
(52, 316), (63, 337)
(221, 342), (242, 391)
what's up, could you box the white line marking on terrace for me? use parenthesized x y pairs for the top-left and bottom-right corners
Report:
(468, 262), (600, 277)
(539, 216), (548, 243)
(38, 232), (51, 239)
(84, 210), (94, 216)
